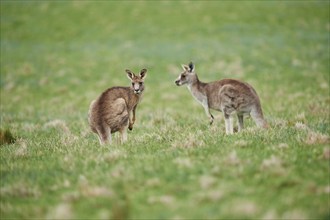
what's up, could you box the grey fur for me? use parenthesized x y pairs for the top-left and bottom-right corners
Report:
(175, 62), (268, 134)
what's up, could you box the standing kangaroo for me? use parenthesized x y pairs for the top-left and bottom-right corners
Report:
(175, 62), (268, 134)
(88, 69), (147, 145)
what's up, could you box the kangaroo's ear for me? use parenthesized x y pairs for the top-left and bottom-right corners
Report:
(181, 64), (190, 72)
(126, 69), (135, 80)
(188, 62), (195, 72)
(140, 69), (147, 79)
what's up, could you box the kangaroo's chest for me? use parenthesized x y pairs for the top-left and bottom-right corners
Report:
(125, 93), (141, 110)
(187, 85), (224, 111)
(127, 99), (139, 112)
(187, 86), (208, 108)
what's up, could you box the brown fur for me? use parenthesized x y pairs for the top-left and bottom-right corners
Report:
(88, 69), (147, 145)
(175, 62), (268, 134)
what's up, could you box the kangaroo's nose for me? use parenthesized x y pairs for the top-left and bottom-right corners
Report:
(175, 80), (180, 86)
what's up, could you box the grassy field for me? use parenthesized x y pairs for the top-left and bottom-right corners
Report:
(1, 1), (329, 219)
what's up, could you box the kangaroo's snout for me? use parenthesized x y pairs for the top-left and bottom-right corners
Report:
(175, 80), (181, 86)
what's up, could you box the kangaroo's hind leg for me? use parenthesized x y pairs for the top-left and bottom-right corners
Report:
(119, 124), (128, 144)
(220, 84), (239, 135)
(110, 98), (129, 144)
(237, 114), (244, 132)
(223, 111), (234, 135)
(118, 114), (129, 144)
(96, 125), (111, 145)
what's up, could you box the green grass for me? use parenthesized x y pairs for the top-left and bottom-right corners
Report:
(1, 1), (329, 219)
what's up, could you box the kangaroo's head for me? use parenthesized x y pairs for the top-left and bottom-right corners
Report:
(126, 69), (147, 94)
(175, 62), (197, 86)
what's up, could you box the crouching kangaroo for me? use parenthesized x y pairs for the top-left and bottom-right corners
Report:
(88, 69), (147, 145)
(175, 62), (268, 134)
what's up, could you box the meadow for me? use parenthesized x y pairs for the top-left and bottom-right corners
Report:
(1, 1), (329, 219)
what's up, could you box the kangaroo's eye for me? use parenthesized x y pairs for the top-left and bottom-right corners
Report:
(139, 82), (143, 86)
(181, 74), (186, 79)
(132, 83), (134, 86)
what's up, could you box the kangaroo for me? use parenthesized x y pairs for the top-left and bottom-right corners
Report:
(175, 62), (268, 134)
(88, 68), (147, 145)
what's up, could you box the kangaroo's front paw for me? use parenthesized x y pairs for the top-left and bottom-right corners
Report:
(209, 115), (214, 125)
(128, 123), (134, 130)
